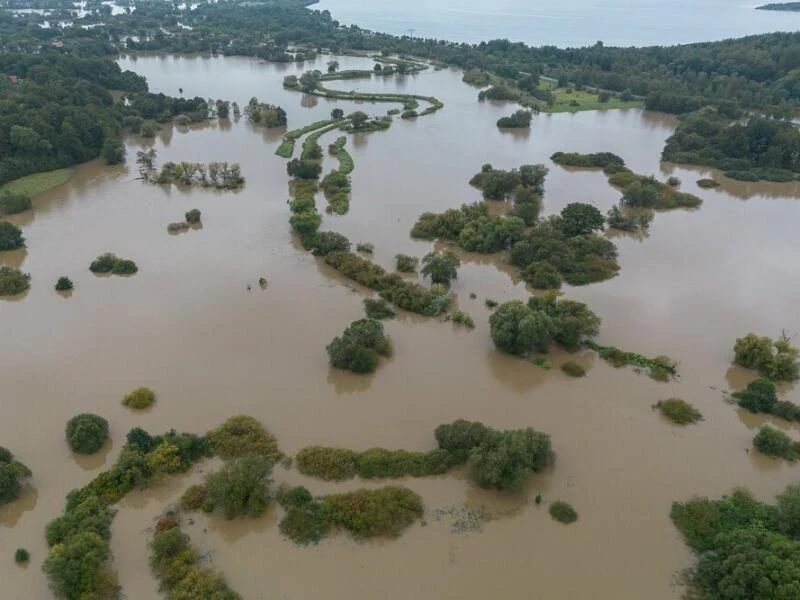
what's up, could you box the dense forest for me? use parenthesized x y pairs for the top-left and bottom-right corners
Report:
(2, 0), (800, 184)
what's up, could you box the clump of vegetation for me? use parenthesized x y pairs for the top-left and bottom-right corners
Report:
(671, 486), (800, 598)
(753, 425), (800, 461)
(180, 484), (207, 511)
(320, 170), (351, 214)
(0, 221), (25, 251)
(185, 208), (202, 224)
(207, 415), (283, 464)
(561, 362), (586, 377)
(489, 292), (601, 355)
(462, 69), (492, 87)
(0, 194), (32, 215)
(697, 178), (720, 188)
(497, 109), (533, 128)
(606, 202), (653, 232)
(732, 378), (800, 421)
(449, 310), (475, 328)
(421, 250), (460, 287)
(295, 446), (358, 481)
(54, 276), (73, 291)
(302, 231), (351, 256)
(395, 254), (418, 273)
(244, 97), (287, 127)
(549, 501), (578, 524)
(585, 340), (677, 380)
(149, 514), (242, 599)
(608, 171), (702, 210)
(122, 387), (156, 410)
(0, 266), (30, 296)
(0, 447), (32, 505)
(550, 151), (625, 169)
(89, 253), (138, 276)
(327, 318), (392, 374)
(137, 149), (245, 189)
(65, 413), (109, 455)
(279, 486), (424, 545)
(733, 332), (800, 382)
(14, 548), (29, 564)
(485, 298), (498, 308)
(202, 455), (272, 519)
(364, 298), (395, 320)
(653, 398), (703, 425)
(356, 242), (374, 253)
(43, 427), (212, 599)
(469, 163), (547, 200)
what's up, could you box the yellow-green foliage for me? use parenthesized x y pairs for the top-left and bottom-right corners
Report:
(295, 446), (358, 481)
(122, 387), (155, 409)
(207, 415), (283, 464)
(654, 398), (703, 425)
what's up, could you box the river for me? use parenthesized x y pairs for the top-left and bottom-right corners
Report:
(1, 53), (800, 600)
(312, 0), (800, 47)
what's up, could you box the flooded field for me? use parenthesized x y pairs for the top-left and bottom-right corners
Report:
(2, 53), (800, 599)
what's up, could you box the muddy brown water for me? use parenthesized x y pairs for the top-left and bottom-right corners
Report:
(2, 53), (800, 599)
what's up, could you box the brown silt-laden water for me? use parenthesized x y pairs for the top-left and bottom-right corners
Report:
(1, 54), (800, 600)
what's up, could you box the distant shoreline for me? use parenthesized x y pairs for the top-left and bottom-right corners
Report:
(755, 2), (800, 11)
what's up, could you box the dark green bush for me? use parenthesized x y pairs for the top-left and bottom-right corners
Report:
(327, 318), (391, 374)
(0, 447), (32, 505)
(753, 426), (799, 461)
(55, 276), (73, 291)
(289, 210), (321, 235)
(287, 159), (322, 180)
(550, 152), (625, 168)
(356, 448), (452, 479)
(558, 203), (605, 237)
(0, 194), (32, 215)
(277, 485), (314, 509)
(653, 398), (703, 425)
(289, 196), (315, 214)
(305, 231), (350, 256)
(89, 253), (117, 273)
(65, 413), (109, 454)
(364, 298), (395, 320)
(204, 455), (272, 519)
(421, 250), (460, 286)
(111, 259), (137, 275)
(0, 221), (24, 251)
(549, 501), (578, 524)
(207, 415), (283, 464)
(561, 362), (585, 377)
(295, 446), (357, 481)
(525, 261), (562, 289)
(0, 266), (29, 296)
(279, 503), (331, 545)
(319, 486), (424, 539)
(733, 378), (779, 414)
(395, 254), (418, 273)
(185, 209), (201, 224)
(468, 427), (552, 492)
(410, 202), (488, 241)
(14, 548), (29, 563)
(733, 333), (800, 382)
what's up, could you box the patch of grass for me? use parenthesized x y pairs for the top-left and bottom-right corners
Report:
(536, 81), (642, 113)
(122, 387), (156, 410)
(14, 548), (29, 564)
(275, 138), (295, 158)
(549, 501), (578, 524)
(654, 398), (703, 425)
(0, 168), (73, 197)
(561, 362), (586, 377)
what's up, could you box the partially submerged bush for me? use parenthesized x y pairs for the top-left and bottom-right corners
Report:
(89, 253), (138, 276)
(0, 266), (30, 296)
(549, 501), (578, 524)
(320, 486), (423, 539)
(185, 209), (202, 223)
(55, 276), (73, 292)
(0, 221), (25, 251)
(207, 415), (283, 464)
(733, 333), (800, 382)
(180, 484), (207, 511)
(449, 310), (475, 328)
(203, 455), (272, 519)
(111, 259), (138, 275)
(561, 362), (586, 377)
(753, 425), (800, 461)
(732, 378), (779, 414)
(14, 548), (29, 564)
(0, 447), (32, 505)
(697, 178), (720, 188)
(364, 298), (395, 320)
(653, 398), (703, 425)
(65, 413), (109, 454)
(122, 387), (156, 409)
(421, 250), (460, 287)
(276, 485), (314, 509)
(356, 242), (374, 254)
(395, 254), (418, 273)
(295, 446), (358, 481)
(327, 318), (392, 374)
(586, 341), (677, 380)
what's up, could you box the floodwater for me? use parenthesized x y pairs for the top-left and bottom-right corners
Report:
(2, 53), (800, 600)
(312, 0), (800, 47)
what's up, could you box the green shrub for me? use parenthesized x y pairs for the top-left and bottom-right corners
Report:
(0, 221), (24, 250)
(319, 486), (424, 539)
(0, 447), (32, 505)
(122, 387), (156, 409)
(111, 259), (137, 275)
(421, 250), (460, 286)
(733, 333), (800, 382)
(549, 501), (578, 524)
(0, 194), (32, 215)
(732, 378), (778, 414)
(364, 298), (395, 320)
(295, 446), (357, 481)
(356, 448), (452, 479)
(327, 318), (391, 374)
(207, 415), (282, 464)
(185, 209), (201, 224)
(14, 548), (29, 564)
(395, 252), (417, 273)
(55, 276), (73, 291)
(289, 210), (321, 235)
(304, 231), (350, 256)
(0, 266), (30, 296)
(279, 503), (331, 545)
(65, 413), (109, 454)
(180, 485), (207, 511)
(276, 485), (313, 509)
(468, 427), (552, 492)
(449, 310), (474, 328)
(287, 158), (322, 180)
(550, 152), (625, 169)
(204, 455), (272, 519)
(697, 178), (720, 188)
(89, 253), (117, 273)
(666, 176), (681, 187)
(753, 426), (799, 461)
(356, 242), (374, 253)
(561, 362), (585, 377)
(289, 196), (315, 214)
(653, 398), (703, 425)
(525, 261), (562, 289)
(434, 420), (491, 463)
